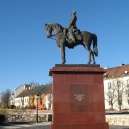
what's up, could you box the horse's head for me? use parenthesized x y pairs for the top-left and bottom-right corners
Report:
(44, 23), (52, 38)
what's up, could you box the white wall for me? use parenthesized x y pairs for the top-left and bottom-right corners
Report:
(104, 76), (129, 110)
(12, 84), (26, 106)
(15, 96), (29, 108)
(23, 96), (29, 107)
(15, 97), (21, 107)
(46, 94), (52, 110)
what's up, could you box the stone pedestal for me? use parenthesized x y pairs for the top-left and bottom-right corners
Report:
(49, 64), (109, 129)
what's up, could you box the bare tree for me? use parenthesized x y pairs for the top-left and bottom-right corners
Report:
(1, 89), (11, 108)
(105, 84), (117, 110)
(125, 87), (129, 108)
(105, 78), (127, 110)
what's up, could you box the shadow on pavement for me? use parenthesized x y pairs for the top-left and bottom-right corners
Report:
(0, 122), (36, 126)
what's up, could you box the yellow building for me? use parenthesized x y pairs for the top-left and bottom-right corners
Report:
(16, 84), (52, 109)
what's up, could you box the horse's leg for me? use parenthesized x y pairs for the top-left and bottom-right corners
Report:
(86, 47), (96, 65)
(84, 45), (91, 64)
(90, 50), (96, 64)
(60, 44), (66, 64)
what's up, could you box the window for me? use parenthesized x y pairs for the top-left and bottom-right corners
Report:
(108, 91), (113, 98)
(48, 94), (51, 101)
(108, 91), (113, 106)
(127, 79), (129, 87)
(117, 81), (121, 88)
(118, 90), (122, 105)
(126, 83), (129, 104)
(126, 89), (129, 96)
(109, 101), (111, 105)
(108, 82), (112, 90)
(118, 99), (122, 105)
(48, 103), (51, 109)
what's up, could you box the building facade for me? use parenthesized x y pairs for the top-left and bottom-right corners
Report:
(45, 94), (52, 110)
(104, 64), (129, 110)
(10, 84), (31, 106)
(12, 83), (52, 109)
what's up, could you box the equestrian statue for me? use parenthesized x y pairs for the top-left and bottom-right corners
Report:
(44, 11), (98, 64)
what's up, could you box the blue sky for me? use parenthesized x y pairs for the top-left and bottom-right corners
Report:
(0, 0), (129, 93)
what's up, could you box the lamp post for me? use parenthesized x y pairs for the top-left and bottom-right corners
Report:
(36, 94), (39, 123)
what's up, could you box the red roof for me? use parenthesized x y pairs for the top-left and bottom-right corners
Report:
(104, 64), (129, 79)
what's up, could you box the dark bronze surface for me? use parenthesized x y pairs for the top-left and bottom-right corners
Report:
(44, 11), (98, 65)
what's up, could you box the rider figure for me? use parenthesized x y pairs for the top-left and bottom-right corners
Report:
(64, 11), (77, 43)
(68, 11), (77, 28)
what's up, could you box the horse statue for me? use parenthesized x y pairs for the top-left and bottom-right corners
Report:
(44, 22), (98, 64)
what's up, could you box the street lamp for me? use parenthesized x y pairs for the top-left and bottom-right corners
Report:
(36, 94), (39, 123)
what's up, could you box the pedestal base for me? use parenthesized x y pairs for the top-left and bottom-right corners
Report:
(49, 65), (109, 129)
(51, 122), (109, 129)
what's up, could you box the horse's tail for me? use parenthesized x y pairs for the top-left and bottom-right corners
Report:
(92, 33), (98, 56)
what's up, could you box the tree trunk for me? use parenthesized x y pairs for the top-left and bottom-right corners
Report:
(111, 100), (113, 110)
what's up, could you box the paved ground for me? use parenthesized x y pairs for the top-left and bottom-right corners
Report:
(0, 122), (51, 129)
(0, 122), (129, 129)
(109, 125), (129, 129)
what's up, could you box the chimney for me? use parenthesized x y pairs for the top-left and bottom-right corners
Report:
(103, 66), (108, 69)
(120, 63), (125, 66)
(24, 85), (26, 90)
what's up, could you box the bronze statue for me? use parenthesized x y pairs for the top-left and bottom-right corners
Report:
(44, 11), (98, 65)
(65, 11), (77, 43)
(64, 11), (82, 43)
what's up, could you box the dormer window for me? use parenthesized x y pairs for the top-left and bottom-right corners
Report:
(125, 71), (128, 74)
(104, 73), (108, 78)
(122, 71), (128, 76)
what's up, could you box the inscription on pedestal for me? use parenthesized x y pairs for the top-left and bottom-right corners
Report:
(70, 84), (89, 112)
(74, 94), (85, 101)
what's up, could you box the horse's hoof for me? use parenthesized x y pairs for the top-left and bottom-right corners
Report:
(61, 62), (65, 64)
(87, 62), (90, 65)
(92, 62), (96, 65)
(62, 60), (66, 64)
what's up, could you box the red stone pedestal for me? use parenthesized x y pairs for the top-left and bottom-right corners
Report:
(49, 64), (109, 129)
